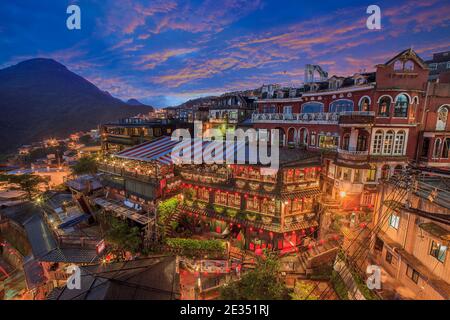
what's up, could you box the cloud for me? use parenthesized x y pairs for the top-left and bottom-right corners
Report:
(136, 48), (199, 70)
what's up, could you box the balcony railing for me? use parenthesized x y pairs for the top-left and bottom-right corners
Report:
(337, 148), (369, 156)
(252, 111), (376, 125)
(252, 112), (339, 124)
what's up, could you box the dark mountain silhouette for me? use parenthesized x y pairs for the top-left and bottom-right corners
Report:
(0, 58), (153, 153)
(126, 98), (154, 108)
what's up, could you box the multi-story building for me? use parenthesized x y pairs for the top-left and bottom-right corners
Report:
(209, 94), (256, 131)
(426, 51), (450, 81)
(416, 77), (450, 169)
(177, 148), (327, 254)
(253, 49), (436, 210)
(100, 117), (191, 153)
(370, 172), (450, 300)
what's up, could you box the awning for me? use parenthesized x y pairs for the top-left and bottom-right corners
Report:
(115, 136), (248, 165)
(115, 136), (179, 163)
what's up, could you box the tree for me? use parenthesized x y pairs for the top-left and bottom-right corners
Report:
(0, 174), (46, 200)
(104, 215), (141, 254)
(71, 156), (97, 175)
(220, 252), (290, 300)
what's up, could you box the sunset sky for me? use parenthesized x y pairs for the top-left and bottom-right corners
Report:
(1, 0), (450, 107)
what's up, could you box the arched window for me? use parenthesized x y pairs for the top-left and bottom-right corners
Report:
(436, 105), (449, 131)
(443, 138), (450, 159)
(381, 165), (391, 180)
(433, 139), (442, 158)
(383, 130), (395, 154)
(393, 130), (406, 155)
(404, 60), (414, 71)
(299, 128), (309, 145)
(378, 96), (391, 117)
(394, 60), (403, 71)
(394, 94), (409, 118)
(329, 99), (354, 113)
(302, 102), (324, 113)
(372, 130), (383, 154)
(359, 97), (370, 112)
(367, 165), (377, 182)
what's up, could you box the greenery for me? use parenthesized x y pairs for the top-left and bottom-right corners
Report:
(220, 253), (290, 300)
(226, 208), (238, 218)
(0, 174), (47, 200)
(165, 238), (226, 255)
(349, 268), (380, 300)
(331, 270), (349, 300)
(213, 204), (225, 214)
(158, 197), (179, 225)
(21, 146), (67, 164)
(70, 156), (98, 175)
(79, 134), (99, 146)
(335, 251), (380, 300)
(291, 281), (319, 300)
(103, 215), (141, 254)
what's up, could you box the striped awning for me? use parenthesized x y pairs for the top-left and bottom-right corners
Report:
(115, 136), (249, 165)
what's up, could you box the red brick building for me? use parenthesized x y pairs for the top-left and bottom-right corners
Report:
(253, 49), (449, 210)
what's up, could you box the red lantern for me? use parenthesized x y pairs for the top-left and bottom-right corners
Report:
(259, 229), (264, 234)
(269, 232), (274, 239)
(310, 227), (315, 233)
(308, 244), (313, 250)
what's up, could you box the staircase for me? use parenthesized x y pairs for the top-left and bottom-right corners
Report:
(293, 239), (341, 276)
(163, 210), (182, 238)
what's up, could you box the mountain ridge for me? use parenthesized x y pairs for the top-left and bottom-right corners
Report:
(0, 58), (154, 153)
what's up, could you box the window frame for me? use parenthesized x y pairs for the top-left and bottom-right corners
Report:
(389, 214), (400, 230)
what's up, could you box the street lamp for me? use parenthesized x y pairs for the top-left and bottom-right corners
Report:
(339, 191), (347, 199)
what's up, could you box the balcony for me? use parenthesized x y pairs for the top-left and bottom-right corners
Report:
(338, 111), (375, 125)
(252, 112), (339, 124)
(337, 148), (369, 161)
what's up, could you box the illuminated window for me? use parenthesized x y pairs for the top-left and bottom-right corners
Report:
(359, 97), (370, 111)
(367, 165), (377, 182)
(319, 135), (339, 150)
(389, 214), (400, 229)
(378, 96), (391, 117)
(436, 106), (449, 131)
(430, 241), (447, 263)
(329, 99), (354, 113)
(394, 94), (409, 118)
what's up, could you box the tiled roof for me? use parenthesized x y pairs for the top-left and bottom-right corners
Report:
(49, 255), (180, 300)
